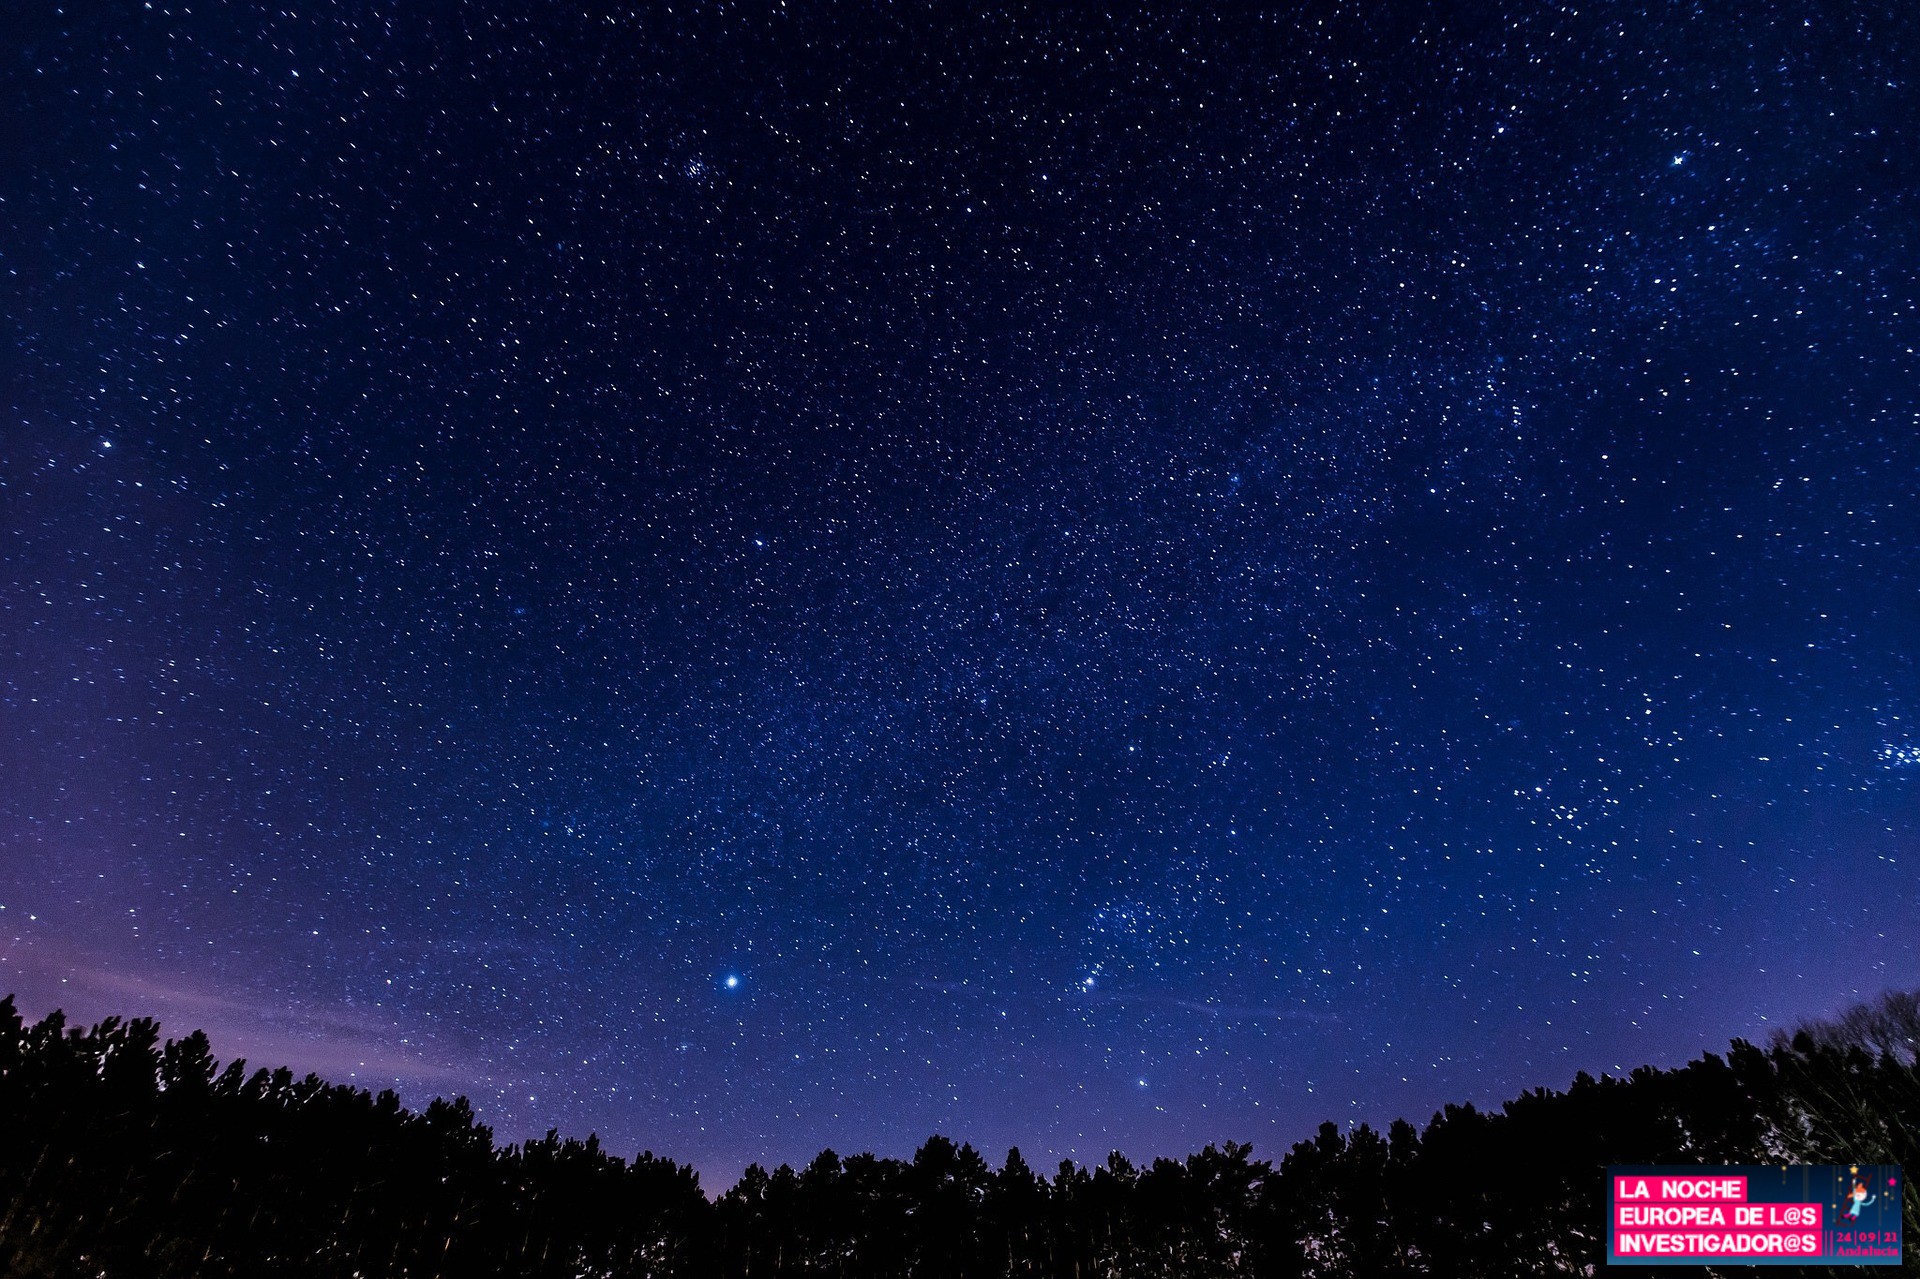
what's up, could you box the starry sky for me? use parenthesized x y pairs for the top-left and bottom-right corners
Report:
(4, 1), (1917, 1185)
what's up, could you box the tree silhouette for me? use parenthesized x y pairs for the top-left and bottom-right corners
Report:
(2, 990), (1913, 1278)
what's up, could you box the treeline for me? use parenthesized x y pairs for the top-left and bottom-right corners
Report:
(0, 991), (1913, 1278)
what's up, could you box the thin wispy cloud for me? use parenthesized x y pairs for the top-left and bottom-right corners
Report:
(0, 938), (478, 1088)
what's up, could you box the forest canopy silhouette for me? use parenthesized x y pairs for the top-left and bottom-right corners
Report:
(0, 989), (1912, 1277)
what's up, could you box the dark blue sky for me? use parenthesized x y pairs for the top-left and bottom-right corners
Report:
(4, 1), (1916, 1186)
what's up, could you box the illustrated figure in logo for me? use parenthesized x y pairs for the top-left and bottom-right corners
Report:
(1844, 1180), (1876, 1222)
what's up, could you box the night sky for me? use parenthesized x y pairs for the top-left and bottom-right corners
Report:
(4, 2), (1917, 1186)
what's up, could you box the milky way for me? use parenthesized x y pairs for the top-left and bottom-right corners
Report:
(3, 3), (1916, 1184)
